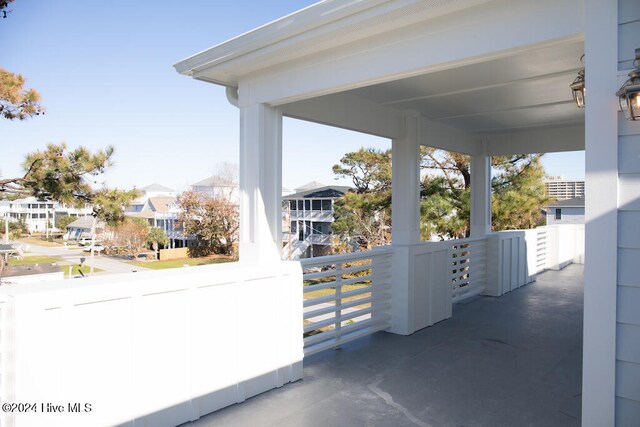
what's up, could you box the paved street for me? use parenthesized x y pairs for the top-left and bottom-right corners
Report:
(13, 240), (152, 275)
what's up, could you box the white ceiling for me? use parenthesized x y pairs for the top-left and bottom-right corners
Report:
(345, 38), (585, 134)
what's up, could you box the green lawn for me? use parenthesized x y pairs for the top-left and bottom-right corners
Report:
(8, 256), (61, 265)
(17, 237), (65, 247)
(63, 265), (104, 277)
(7, 257), (102, 276)
(127, 256), (236, 270)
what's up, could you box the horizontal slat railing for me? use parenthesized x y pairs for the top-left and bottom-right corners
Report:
(451, 237), (487, 304)
(535, 227), (549, 273)
(300, 247), (393, 356)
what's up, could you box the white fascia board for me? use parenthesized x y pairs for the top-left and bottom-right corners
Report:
(238, 0), (584, 106)
(280, 92), (403, 139)
(173, 0), (389, 77)
(175, 0), (494, 85)
(419, 116), (482, 155)
(486, 124), (585, 156)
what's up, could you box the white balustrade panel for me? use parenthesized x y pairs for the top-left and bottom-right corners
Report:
(0, 262), (303, 427)
(301, 248), (392, 356)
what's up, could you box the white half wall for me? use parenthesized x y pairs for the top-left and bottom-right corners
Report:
(0, 262), (303, 427)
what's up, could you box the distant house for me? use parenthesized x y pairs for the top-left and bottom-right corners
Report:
(4, 197), (92, 235)
(65, 217), (106, 241)
(190, 175), (238, 203)
(282, 182), (352, 259)
(546, 198), (585, 225)
(125, 185), (191, 249)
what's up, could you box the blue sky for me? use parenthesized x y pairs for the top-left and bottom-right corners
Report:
(1, 0), (583, 192)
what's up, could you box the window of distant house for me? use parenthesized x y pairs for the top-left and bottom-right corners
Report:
(322, 200), (331, 211)
(555, 208), (562, 220)
(312, 200), (321, 210)
(298, 200), (304, 210)
(289, 200), (296, 210)
(305, 200), (311, 210)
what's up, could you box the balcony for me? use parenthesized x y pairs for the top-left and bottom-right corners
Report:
(0, 225), (584, 426)
(188, 264), (583, 427)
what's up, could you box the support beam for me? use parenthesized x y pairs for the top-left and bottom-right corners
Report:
(281, 92), (402, 139)
(239, 103), (283, 264)
(418, 116), (482, 155)
(486, 124), (584, 156)
(470, 151), (491, 237)
(282, 93), (482, 155)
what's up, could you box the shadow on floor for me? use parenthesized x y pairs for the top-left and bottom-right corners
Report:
(185, 264), (584, 427)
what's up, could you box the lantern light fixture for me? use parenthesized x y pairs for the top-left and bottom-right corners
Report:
(570, 55), (585, 108)
(617, 48), (640, 121)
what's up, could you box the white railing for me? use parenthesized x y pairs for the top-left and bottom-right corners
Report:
(282, 233), (332, 260)
(0, 261), (303, 427)
(290, 211), (333, 222)
(534, 227), (549, 273)
(301, 247), (393, 356)
(307, 233), (331, 245)
(451, 237), (487, 303)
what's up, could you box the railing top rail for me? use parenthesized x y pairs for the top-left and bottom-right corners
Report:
(448, 236), (487, 244)
(414, 236), (487, 248)
(300, 246), (393, 268)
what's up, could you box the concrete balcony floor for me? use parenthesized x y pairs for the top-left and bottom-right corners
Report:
(186, 264), (584, 427)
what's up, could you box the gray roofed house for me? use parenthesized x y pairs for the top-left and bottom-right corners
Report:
(140, 183), (175, 194)
(65, 217), (105, 241)
(282, 185), (353, 260)
(546, 197), (585, 225)
(283, 185), (352, 200)
(294, 181), (326, 193)
(190, 175), (239, 204)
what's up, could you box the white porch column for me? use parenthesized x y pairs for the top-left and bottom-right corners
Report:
(239, 102), (283, 264)
(392, 114), (421, 245)
(583, 0), (619, 425)
(390, 114), (420, 335)
(470, 151), (491, 237)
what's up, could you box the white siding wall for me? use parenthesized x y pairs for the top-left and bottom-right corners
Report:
(616, 1), (640, 422)
(617, 121), (640, 424)
(546, 207), (585, 225)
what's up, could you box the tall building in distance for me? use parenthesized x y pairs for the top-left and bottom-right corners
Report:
(544, 176), (585, 200)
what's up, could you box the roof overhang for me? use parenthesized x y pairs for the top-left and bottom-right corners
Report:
(174, 0), (495, 86)
(176, 0), (586, 155)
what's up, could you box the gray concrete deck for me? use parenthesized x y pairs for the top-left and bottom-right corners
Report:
(186, 264), (584, 427)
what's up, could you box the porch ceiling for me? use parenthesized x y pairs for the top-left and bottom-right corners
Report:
(331, 38), (585, 135)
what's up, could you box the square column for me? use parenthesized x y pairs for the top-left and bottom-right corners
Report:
(470, 152), (491, 237)
(239, 103), (283, 264)
(583, 0), (619, 424)
(390, 114), (421, 335)
(392, 114), (421, 246)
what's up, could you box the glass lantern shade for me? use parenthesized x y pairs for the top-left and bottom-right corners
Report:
(617, 49), (640, 121)
(617, 76), (640, 121)
(570, 69), (586, 108)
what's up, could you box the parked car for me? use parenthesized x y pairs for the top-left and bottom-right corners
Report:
(83, 245), (105, 253)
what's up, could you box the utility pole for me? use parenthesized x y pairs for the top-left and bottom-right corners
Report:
(4, 213), (9, 244)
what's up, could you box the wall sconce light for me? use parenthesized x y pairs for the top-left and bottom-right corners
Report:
(617, 48), (640, 121)
(570, 55), (585, 108)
